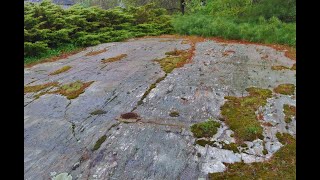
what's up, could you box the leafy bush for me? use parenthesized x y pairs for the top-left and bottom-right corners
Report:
(24, 0), (173, 60)
(24, 41), (50, 57)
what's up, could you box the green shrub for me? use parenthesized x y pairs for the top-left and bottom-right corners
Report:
(24, 41), (50, 56)
(24, 0), (173, 62)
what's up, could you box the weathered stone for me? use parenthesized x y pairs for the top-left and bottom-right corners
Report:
(24, 37), (295, 179)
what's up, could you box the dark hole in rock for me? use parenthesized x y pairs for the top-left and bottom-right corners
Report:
(121, 112), (139, 119)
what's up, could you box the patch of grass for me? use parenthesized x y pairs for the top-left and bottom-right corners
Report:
(274, 84), (295, 95)
(209, 133), (295, 179)
(221, 87), (272, 143)
(190, 120), (221, 138)
(101, 54), (127, 63)
(271, 65), (290, 70)
(283, 104), (296, 123)
(56, 81), (94, 99)
(222, 143), (240, 153)
(49, 66), (72, 75)
(172, 15), (296, 47)
(169, 111), (180, 117)
(85, 49), (107, 56)
(195, 139), (216, 147)
(24, 82), (59, 93)
(24, 44), (82, 66)
(90, 109), (107, 115)
(92, 135), (107, 151)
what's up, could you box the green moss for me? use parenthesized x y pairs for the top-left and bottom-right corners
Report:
(49, 66), (72, 75)
(24, 82), (59, 93)
(190, 120), (221, 138)
(209, 133), (295, 179)
(169, 111), (180, 117)
(222, 143), (240, 153)
(25, 81), (93, 100)
(240, 143), (247, 148)
(57, 81), (94, 99)
(155, 49), (189, 74)
(283, 104), (296, 123)
(90, 109), (107, 115)
(195, 139), (216, 147)
(155, 56), (182, 74)
(262, 149), (268, 155)
(221, 87), (272, 143)
(92, 135), (107, 151)
(274, 84), (295, 95)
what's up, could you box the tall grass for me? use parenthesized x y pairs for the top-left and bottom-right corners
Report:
(172, 15), (295, 46)
(172, 0), (296, 46)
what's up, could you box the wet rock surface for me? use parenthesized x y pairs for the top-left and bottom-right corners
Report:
(24, 37), (296, 179)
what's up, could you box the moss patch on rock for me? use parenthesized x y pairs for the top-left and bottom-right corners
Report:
(54, 81), (94, 99)
(169, 111), (180, 117)
(283, 104), (296, 123)
(274, 84), (295, 95)
(90, 109), (107, 115)
(195, 139), (216, 147)
(221, 87), (272, 143)
(190, 120), (221, 138)
(25, 81), (93, 100)
(102, 54), (127, 63)
(222, 143), (240, 153)
(209, 133), (295, 179)
(92, 135), (107, 151)
(155, 49), (190, 74)
(24, 82), (59, 93)
(49, 66), (72, 75)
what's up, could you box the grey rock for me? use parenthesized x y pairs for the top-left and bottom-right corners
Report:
(24, 37), (295, 179)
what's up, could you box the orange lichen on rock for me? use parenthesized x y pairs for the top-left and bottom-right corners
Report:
(102, 54), (127, 63)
